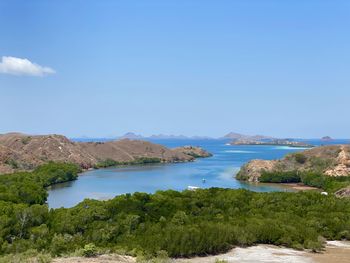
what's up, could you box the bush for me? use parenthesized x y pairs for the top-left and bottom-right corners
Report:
(294, 153), (307, 164)
(1, 163), (350, 259)
(82, 243), (98, 257)
(259, 171), (301, 183)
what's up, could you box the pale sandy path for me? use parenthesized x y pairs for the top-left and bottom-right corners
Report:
(174, 245), (312, 263)
(53, 241), (350, 263)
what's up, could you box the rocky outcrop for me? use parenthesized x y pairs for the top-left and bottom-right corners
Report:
(335, 187), (350, 198)
(0, 133), (212, 174)
(172, 146), (212, 158)
(324, 146), (350, 176)
(237, 145), (350, 182)
(236, 159), (277, 182)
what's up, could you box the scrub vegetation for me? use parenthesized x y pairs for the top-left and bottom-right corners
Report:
(0, 163), (350, 262)
(259, 171), (350, 192)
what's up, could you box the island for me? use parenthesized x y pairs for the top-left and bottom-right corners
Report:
(0, 132), (212, 174)
(230, 138), (314, 148)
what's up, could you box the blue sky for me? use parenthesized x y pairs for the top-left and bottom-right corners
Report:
(0, 0), (349, 138)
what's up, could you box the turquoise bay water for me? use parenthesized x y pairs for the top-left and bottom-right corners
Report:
(47, 139), (349, 208)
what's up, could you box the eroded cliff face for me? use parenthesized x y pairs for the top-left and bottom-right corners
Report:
(0, 133), (211, 174)
(236, 145), (350, 182)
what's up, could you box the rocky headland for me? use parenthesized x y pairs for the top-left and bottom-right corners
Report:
(236, 145), (350, 182)
(0, 133), (211, 174)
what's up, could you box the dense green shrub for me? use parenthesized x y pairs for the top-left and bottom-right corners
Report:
(0, 164), (350, 259)
(0, 162), (80, 205)
(294, 153), (307, 164)
(259, 170), (350, 193)
(34, 162), (81, 186)
(260, 171), (301, 183)
(82, 243), (98, 257)
(95, 157), (162, 168)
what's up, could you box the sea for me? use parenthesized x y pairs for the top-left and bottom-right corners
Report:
(47, 138), (349, 208)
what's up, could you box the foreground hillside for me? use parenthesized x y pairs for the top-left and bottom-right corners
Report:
(0, 133), (210, 174)
(1, 163), (350, 262)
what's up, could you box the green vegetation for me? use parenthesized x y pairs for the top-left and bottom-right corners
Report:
(259, 170), (350, 192)
(294, 153), (307, 164)
(308, 157), (335, 172)
(4, 159), (19, 169)
(0, 163), (350, 261)
(260, 171), (301, 183)
(82, 243), (98, 257)
(0, 162), (80, 205)
(95, 157), (162, 168)
(21, 136), (32, 145)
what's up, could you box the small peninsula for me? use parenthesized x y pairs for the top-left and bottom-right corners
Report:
(236, 144), (350, 196)
(0, 132), (212, 174)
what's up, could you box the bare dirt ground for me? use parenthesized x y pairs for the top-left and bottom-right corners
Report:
(53, 254), (135, 263)
(281, 183), (320, 191)
(52, 241), (350, 263)
(308, 241), (350, 263)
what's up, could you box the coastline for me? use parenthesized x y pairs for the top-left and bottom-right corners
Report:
(280, 183), (320, 191)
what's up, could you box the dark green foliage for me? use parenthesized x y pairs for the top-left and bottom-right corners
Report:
(0, 162), (80, 205)
(294, 153), (307, 164)
(95, 159), (119, 168)
(0, 172), (48, 204)
(300, 172), (350, 192)
(260, 171), (301, 183)
(34, 162), (81, 186)
(21, 136), (32, 145)
(4, 159), (19, 169)
(259, 170), (350, 193)
(95, 157), (162, 168)
(134, 157), (162, 164)
(1, 164), (350, 259)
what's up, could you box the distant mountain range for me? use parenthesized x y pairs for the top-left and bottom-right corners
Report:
(78, 132), (340, 141)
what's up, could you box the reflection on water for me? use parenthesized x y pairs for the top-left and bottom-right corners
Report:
(48, 138), (349, 208)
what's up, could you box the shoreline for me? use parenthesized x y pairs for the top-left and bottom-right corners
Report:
(280, 183), (320, 191)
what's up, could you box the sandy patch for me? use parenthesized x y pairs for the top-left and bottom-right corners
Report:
(53, 254), (135, 263)
(308, 241), (350, 263)
(52, 242), (350, 263)
(281, 183), (319, 191)
(174, 245), (312, 263)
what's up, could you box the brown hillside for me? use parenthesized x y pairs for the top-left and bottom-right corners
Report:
(0, 133), (211, 174)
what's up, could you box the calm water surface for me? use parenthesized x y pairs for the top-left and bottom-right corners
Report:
(48, 139), (349, 208)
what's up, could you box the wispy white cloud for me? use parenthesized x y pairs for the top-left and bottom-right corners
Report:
(0, 56), (55, 76)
